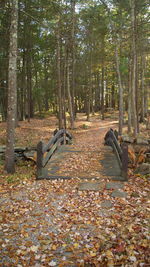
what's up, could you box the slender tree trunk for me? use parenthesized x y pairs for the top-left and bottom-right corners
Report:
(56, 24), (63, 129)
(130, 0), (138, 137)
(86, 86), (90, 121)
(136, 54), (140, 133)
(90, 51), (94, 115)
(24, 0), (33, 121)
(63, 49), (67, 129)
(111, 83), (115, 109)
(67, 55), (74, 129)
(101, 64), (105, 120)
(26, 48), (32, 122)
(44, 58), (49, 111)
(20, 50), (26, 120)
(71, 0), (76, 119)
(128, 58), (132, 133)
(95, 73), (100, 111)
(101, 35), (105, 120)
(5, 0), (18, 174)
(141, 54), (145, 122)
(115, 44), (123, 135)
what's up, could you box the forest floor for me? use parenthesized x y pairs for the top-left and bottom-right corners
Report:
(0, 113), (150, 266)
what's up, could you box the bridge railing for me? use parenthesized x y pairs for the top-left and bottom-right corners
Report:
(104, 129), (128, 180)
(36, 129), (72, 179)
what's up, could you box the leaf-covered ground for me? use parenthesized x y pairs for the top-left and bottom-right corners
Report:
(0, 114), (150, 266)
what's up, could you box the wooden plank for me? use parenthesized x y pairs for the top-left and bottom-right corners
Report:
(121, 143), (128, 181)
(109, 130), (122, 157)
(42, 129), (65, 153)
(108, 138), (122, 169)
(43, 136), (64, 167)
(36, 168), (48, 180)
(66, 130), (72, 140)
(43, 129), (72, 153)
(0, 146), (27, 153)
(36, 141), (44, 177)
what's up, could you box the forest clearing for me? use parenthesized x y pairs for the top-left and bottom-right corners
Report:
(0, 113), (150, 266)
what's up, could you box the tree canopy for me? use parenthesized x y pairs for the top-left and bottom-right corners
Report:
(0, 0), (149, 130)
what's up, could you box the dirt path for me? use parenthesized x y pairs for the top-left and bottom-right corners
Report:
(44, 116), (119, 180)
(0, 116), (149, 266)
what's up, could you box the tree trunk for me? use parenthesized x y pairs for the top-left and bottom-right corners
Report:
(140, 54), (145, 122)
(101, 64), (105, 120)
(100, 34), (105, 120)
(67, 56), (74, 129)
(20, 50), (26, 120)
(130, 0), (138, 137)
(24, 0), (33, 121)
(86, 86), (90, 121)
(95, 73), (100, 111)
(136, 53), (139, 133)
(71, 0), (76, 119)
(111, 83), (115, 109)
(26, 47), (32, 122)
(56, 24), (63, 129)
(5, 0), (18, 174)
(115, 44), (123, 135)
(44, 58), (49, 111)
(63, 49), (67, 129)
(128, 58), (132, 133)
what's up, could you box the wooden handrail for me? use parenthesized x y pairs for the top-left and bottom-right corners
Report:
(107, 138), (122, 168)
(42, 129), (64, 153)
(43, 136), (70, 167)
(42, 129), (72, 153)
(104, 129), (128, 181)
(36, 129), (72, 179)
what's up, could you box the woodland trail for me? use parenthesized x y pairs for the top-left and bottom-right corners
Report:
(44, 116), (120, 180)
(0, 115), (149, 266)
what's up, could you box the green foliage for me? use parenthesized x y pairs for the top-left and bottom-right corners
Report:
(0, 0), (149, 123)
(6, 169), (33, 184)
(81, 124), (89, 129)
(120, 57), (128, 76)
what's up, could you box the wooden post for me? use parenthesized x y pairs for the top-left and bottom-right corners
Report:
(63, 130), (66, 145)
(121, 143), (128, 181)
(36, 141), (44, 179)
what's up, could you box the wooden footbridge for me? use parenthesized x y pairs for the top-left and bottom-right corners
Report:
(0, 128), (129, 181)
(36, 128), (128, 181)
(36, 129), (72, 179)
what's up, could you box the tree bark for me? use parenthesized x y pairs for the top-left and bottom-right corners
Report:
(67, 55), (74, 129)
(44, 57), (49, 111)
(71, 0), (76, 119)
(111, 83), (115, 109)
(115, 44), (123, 135)
(25, 1), (33, 121)
(140, 54), (145, 122)
(26, 47), (32, 122)
(20, 50), (26, 120)
(101, 64), (105, 120)
(128, 58), (132, 133)
(130, 0), (138, 137)
(86, 86), (90, 121)
(56, 23), (63, 129)
(5, 0), (18, 173)
(99, 33), (105, 120)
